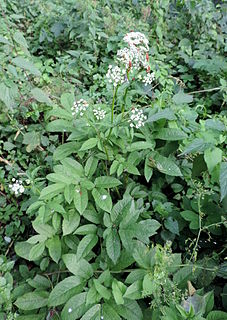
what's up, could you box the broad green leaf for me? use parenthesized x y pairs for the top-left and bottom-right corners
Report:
(13, 31), (28, 48)
(29, 242), (45, 261)
(127, 141), (154, 152)
(103, 303), (121, 320)
(15, 291), (48, 310)
(12, 57), (41, 76)
(111, 299), (143, 320)
(133, 241), (150, 269)
(28, 275), (50, 290)
(77, 234), (98, 260)
(80, 304), (100, 320)
(80, 138), (98, 151)
(207, 311), (227, 320)
(31, 88), (52, 105)
(151, 153), (182, 177)
(74, 187), (88, 214)
(164, 217), (179, 235)
(49, 276), (83, 307)
(47, 173), (74, 185)
(124, 280), (142, 300)
(63, 210), (80, 236)
(62, 254), (93, 279)
(204, 148), (222, 174)
(32, 222), (56, 237)
(15, 241), (33, 260)
(220, 162), (227, 201)
(0, 82), (18, 108)
(112, 279), (124, 305)
(143, 274), (155, 295)
(95, 176), (122, 188)
(93, 279), (111, 300)
(147, 108), (176, 123)
(180, 210), (199, 229)
(53, 142), (80, 161)
(125, 269), (147, 284)
(23, 131), (40, 152)
(46, 236), (61, 263)
(39, 183), (65, 200)
(92, 188), (112, 213)
(74, 224), (97, 235)
(106, 229), (121, 264)
(61, 293), (88, 320)
(85, 156), (99, 177)
(61, 92), (74, 111)
(16, 315), (45, 320)
(155, 128), (187, 141)
(61, 158), (84, 178)
(173, 91), (193, 104)
(46, 119), (74, 132)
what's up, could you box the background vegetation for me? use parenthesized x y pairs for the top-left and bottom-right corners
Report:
(0, 0), (226, 319)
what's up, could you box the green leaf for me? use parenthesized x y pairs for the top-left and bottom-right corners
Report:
(80, 304), (100, 320)
(74, 188), (88, 214)
(124, 280), (142, 300)
(173, 91), (193, 104)
(46, 119), (74, 132)
(95, 176), (122, 188)
(92, 188), (112, 213)
(106, 229), (121, 264)
(111, 299), (143, 320)
(79, 138), (98, 151)
(54, 142), (80, 161)
(49, 276), (83, 307)
(103, 304), (121, 319)
(133, 241), (151, 269)
(39, 183), (65, 200)
(151, 153), (182, 177)
(62, 254), (93, 279)
(31, 88), (52, 105)
(12, 57), (41, 76)
(15, 241), (33, 260)
(29, 242), (45, 261)
(32, 222), (56, 237)
(180, 210), (199, 229)
(61, 293), (88, 320)
(127, 141), (154, 152)
(112, 279), (124, 305)
(0, 82), (18, 109)
(61, 92), (74, 111)
(13, 31), (28, 48)
(74, 224), (97, 235)
(94, 279), (111, 300)
(143, 274), (155, 295)
(164, 217), (179, 235)
(220, 162), (227, 201)
(15, 291), (48, 310)
(204, 148), (222, 174)
(155, 128), (187, 141)
(77, 234), (98, 260)
(23, 131), (40, 152)
(46, 236), (61, 263)
(63, 210), (80, 236)
(207, 311), (227, 320)
(85, 156), (99, 177)
(147, 108), (176, 123)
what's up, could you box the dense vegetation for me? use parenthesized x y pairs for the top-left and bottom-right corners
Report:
(0, 0), (227, 319)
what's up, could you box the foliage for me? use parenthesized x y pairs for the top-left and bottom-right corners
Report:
(0, 0), (226, 319)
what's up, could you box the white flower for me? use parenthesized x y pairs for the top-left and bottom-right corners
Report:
(93, 107), (106, 120)
(9, 179), (25, 196)
(128, 108), (147, 129)
(141, 72), (155, 86)
(71, 99), (89, 117)
(68, 307), (72, 313)
(101, 195), (107, 200)
(123, 32), (149, 52)
(106, 65), (126, 87)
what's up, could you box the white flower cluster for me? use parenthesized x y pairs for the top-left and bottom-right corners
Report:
(117, 46), (147, 70)
(106, 65), (126, 87)
(123, 32), (149, 52)
(93, 107), (106, 120)
(71, 99), (89, 116)
(128, 108), (147, 129)
(138, 72), (155, 86)
(9, 178), (25, 196)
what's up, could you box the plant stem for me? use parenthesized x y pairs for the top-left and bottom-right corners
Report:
(190, 194), (202, 262)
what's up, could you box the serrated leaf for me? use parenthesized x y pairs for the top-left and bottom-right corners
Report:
(63, 210), (80, 236)
(54, 142), (80, 161)
(62, 254), (93, 279)
(77, 234), (98, 260)
(49, 276), (83, 307)
(92, 188), (112, 213)
(31, 88), (52, 105)
(112, 279), (124, 305)
(95, 176), (122, 188)
(29, 242), (45, 261)
(204, 148), (222, 174)
(61, 293), (88, 320)
(124, 280), (142, 300)
(39, 183), (65, 200)
(151, 153), (182, 177)
(46, 236), (61, 263)
(12, 57), (41, 76)
(80, 304), (100, 320)
(93, 279), (111, 300)
(155, 128), (187, 141)
(173, 91), (193, 104)
(80, 138), (98, 151)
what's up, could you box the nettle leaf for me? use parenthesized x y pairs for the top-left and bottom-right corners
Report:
(111, 299), (143, 320)
(123, 280), (142, 300)
(80, 138), (98, 151)
(220, 162), (227, 201)
(61, 92), (74, 111)
(62, 254), (93, 279)
(180, 210), (199, 229)
(164, 217), (179, 235)
(74, 188), (88, 214)
(151, 153), (182, 177)
(85, 156), (99, 177)
(80, 304), (100, 320)
(112, 279), (124, 305)
(103, 303), (121, 319)
(23, 131), (40, 152)
(31, 88), (52, 106)
(155, 128), (187, 141)
(204, 147), (222, 174)
(147, 108), (176, 123)
(63, 210), (80, 236)
(106, 229), (121, 264)
(46, 119), (74, 132)
(61, 293), (88, 320)
(12, 57), (41, 76)
(173, 91), (193, 104)
(95, 176), (122, 188)
(77, 234), (98, 260)
(46, 236), (61, 263)
(15, 291), (48, 310)
(49, 276), (83, 307)
(92, 188), (112, 213)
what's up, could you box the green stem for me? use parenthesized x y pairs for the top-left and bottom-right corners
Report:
(190, 194), (202, 262)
